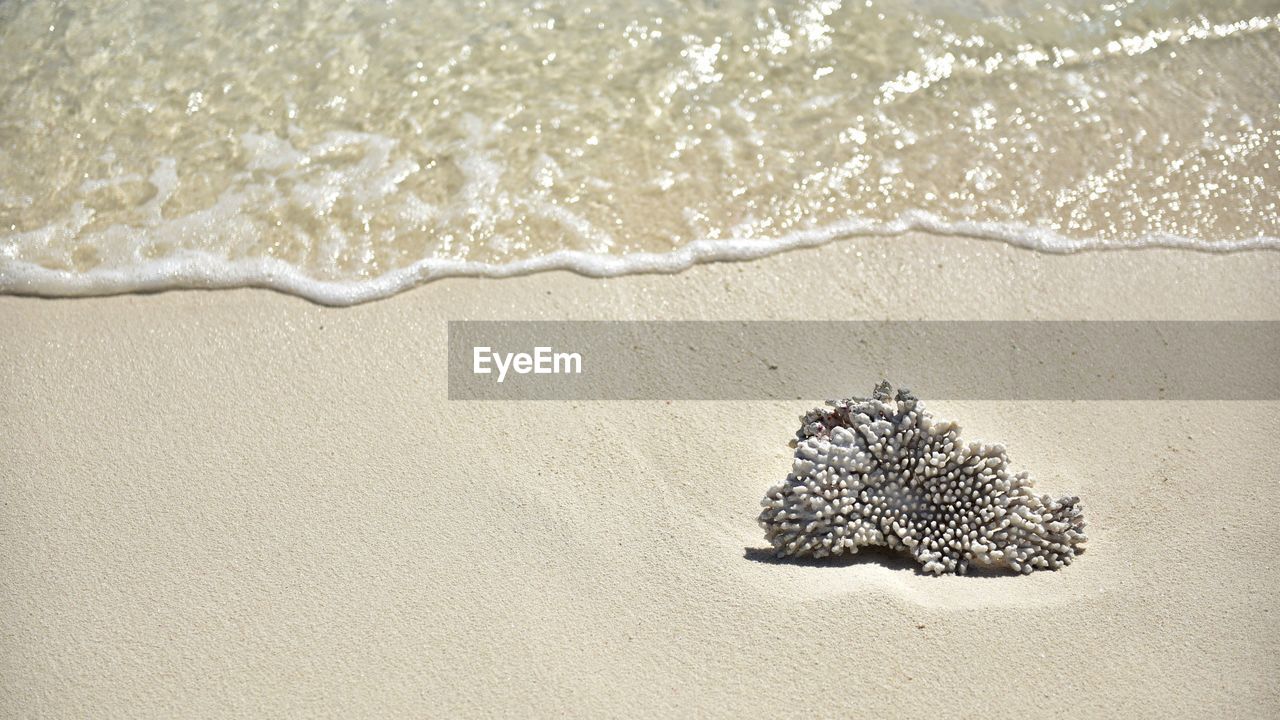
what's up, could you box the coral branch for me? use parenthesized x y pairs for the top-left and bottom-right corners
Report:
(759, 382), (1086, 575)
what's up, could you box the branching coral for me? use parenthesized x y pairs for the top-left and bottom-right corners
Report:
(759, 382), (1086, 575)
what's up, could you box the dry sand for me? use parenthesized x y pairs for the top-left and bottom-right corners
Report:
(2, 234), (1278, 717)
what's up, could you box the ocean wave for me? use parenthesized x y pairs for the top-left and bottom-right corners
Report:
(3, 0), (1278, 303)
(4, 213), (1276, 306)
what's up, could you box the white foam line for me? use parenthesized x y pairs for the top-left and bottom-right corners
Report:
(2, 211), (1278, 306)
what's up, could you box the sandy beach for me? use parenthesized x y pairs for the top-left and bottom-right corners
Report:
(2, 234), (1277, 717)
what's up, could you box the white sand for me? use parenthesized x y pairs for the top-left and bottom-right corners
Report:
(2, 234), (1278, 717)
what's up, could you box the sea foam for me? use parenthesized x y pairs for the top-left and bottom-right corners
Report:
(3, 215), (1277, 306)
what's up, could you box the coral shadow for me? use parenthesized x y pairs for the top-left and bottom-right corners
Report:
(742, 546), (1026, 577)
(743, 546), (921, 572)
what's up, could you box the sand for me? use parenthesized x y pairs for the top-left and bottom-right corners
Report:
(2, 234), (1278, 718)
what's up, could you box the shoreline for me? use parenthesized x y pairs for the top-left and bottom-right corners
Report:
(5, 216), (1280, 306)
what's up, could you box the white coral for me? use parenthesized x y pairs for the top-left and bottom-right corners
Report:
(759, 382), (1086, 575)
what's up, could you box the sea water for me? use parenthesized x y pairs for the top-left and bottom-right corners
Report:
(1, 0), (1277, 304)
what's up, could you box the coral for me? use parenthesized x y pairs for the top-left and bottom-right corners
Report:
(759, 382), (1086, 575)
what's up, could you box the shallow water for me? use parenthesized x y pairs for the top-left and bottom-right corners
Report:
(2, 0), (1278, 302)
